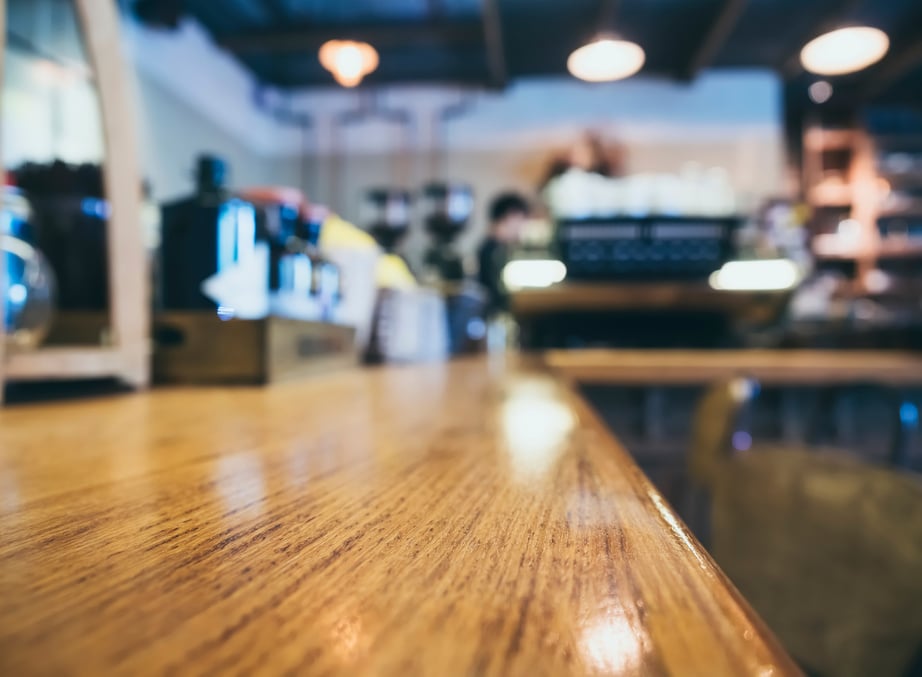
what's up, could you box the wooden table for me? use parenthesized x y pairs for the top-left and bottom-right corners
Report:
(0, 358), (798, 676)
(546, 349), (922, 467)
(546, 349), (922, 385)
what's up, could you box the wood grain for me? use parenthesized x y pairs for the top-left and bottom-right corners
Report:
(0, 358), (799, 676)
(546, 348), (922, 385)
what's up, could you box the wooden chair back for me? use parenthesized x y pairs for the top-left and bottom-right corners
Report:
(691, 381), (922, 677)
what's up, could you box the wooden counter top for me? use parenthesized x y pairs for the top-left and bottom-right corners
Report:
(0, 358), (797, 676)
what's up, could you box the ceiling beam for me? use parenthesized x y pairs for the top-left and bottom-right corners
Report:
(680, 0), (746, 80)
(857, 40), (922, 100)
(218, 21), (485, 53)
(264, 0), (290, 23)
(481, 0), (507, 89)
(779, 0), (864, 78)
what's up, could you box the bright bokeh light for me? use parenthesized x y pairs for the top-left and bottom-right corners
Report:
(502, 381), (574, 482)
(709, 259), (801, 292)
(567, 38), (645, 82)
(502, 259), (567, 290)
(580, 612), (644, 673)
(837, 218), (863, 241)
(800, 27), (889, 76)
(7, 283), (27, 305)
(319, 40), (379, 87)
(808, 80), (833, 104)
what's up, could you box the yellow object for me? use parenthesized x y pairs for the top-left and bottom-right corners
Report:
(319, 214), (377, 249)
(376, 253), (417, 290)
(318, 214), (415, 290)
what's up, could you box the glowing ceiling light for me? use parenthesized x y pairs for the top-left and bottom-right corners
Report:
(319, 39), (379, 88)
(567, 36), (645, 83)
(800, 26), (889, 76)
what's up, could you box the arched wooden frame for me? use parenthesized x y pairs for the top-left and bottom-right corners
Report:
(0, 0), (149, 401)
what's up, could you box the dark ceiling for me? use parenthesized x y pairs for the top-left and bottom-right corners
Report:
(138, 0), (922, 107)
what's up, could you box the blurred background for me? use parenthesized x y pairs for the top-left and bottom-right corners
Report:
(3, 1), (922, 675)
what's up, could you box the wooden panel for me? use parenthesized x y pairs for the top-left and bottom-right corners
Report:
(153, 313), (265, 384)
(546, 349), (922, 385)
(153, 313), (357, 385)
(75, 0), (149, 388)
(4, 347), (128, 381)
(265, 317), (357, 382)
(0, 359), (799, 675)
(511, 283), (790, 321)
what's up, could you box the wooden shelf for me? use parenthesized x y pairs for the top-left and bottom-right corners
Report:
(546, 349), (922, 385)
(808, 183), (853, 206)
(804, 128), (858, 151)
(4, 347), (132, 381)
(878, 170), (922, 184)
(0, 0), (149, 402)
(877, 239), (922, 258)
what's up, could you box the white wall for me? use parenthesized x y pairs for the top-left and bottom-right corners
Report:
(287, 74), (785, 262)
(133, 73), (282, 202)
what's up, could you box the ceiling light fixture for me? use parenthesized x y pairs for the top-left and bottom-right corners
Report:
(800, 26), (889, 76)
(319, 39), (379, 88)
(567, 36), (645, 82)
(567, 0), (644, 83)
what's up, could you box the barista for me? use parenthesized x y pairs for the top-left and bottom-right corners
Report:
(477, 192), (530, 317)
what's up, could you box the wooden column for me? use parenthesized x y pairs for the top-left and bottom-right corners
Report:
(0, 0), (150, 399)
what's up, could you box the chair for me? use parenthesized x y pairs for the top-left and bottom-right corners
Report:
(690, 380), (922, 677)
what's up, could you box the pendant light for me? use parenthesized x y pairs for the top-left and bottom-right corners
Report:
(319, 40), (379, 88)
(800, 26), (889, 76)
(568, 0), (645, 83)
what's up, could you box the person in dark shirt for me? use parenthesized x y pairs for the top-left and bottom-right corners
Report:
(477, 192), (529, 317)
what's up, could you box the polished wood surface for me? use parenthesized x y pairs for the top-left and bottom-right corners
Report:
(546, 348), (922, 385)
(0, 359), (798, 676)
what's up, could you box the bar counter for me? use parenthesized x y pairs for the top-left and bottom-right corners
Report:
(0, 357), (798, 676)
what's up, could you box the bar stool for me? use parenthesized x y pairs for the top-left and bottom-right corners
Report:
(690, 379), (922, 677)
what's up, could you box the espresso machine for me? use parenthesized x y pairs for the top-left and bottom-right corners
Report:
(422, 182), (473, 282)
(364, 188), (412, 254)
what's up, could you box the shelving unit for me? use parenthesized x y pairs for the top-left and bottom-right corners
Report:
(0, 0), (149, 402)
(803, 123), (922, 286)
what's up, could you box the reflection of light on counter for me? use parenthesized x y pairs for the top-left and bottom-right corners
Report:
(331, 614), (364, 661)
(709, 259), (801, 292)
(502, 260), (567, 290)
(215, 454), (265, 518)
(580, 609), (644, 673)
(0, 468), (19, 514)
(502, 382), (574, 481)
